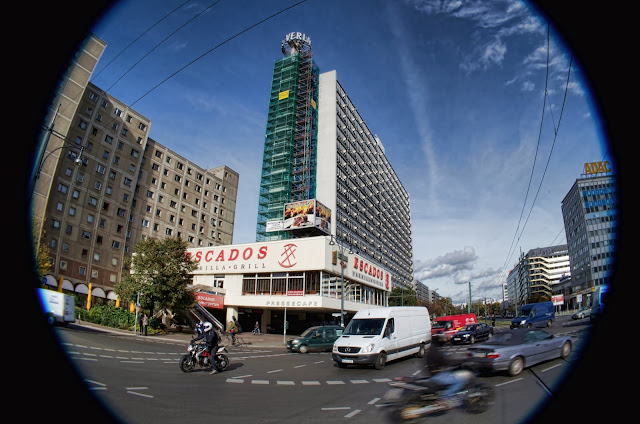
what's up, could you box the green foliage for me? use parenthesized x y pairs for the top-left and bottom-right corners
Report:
(116, 237), (198, 316)
(388, 286), (418, 306)
(75, 305), (137, 330)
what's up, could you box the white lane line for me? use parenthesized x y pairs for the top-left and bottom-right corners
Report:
(226, 379), (244, 384)
(294, 365), (306, 368)
(350, 380), (369, 384)
(326, 381), (345, 385)
(277, 381), (295, 385)
(345, 409), (361, 418)
(368, 398), (380, 405)
(542, 364), (562, 372)
(495, 378), (523, 387)
(373, 378), (391, 383)
(302, 381), (321, 385)
(267, 369), (283, 373)
(322, 407), (350, 411)
(252, 380), (270, 385)
(127, 391), (153, 398)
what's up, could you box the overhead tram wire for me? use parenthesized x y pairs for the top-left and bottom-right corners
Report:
(104, 0), (225, 93)
(39, 1), (309, 173)
(489, 26), (574, 299)
(496, 24), (552, 287)
(92, 0), (193, 82)
(127, 0), (308, 107)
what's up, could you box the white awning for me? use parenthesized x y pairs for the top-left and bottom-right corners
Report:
(61, 280), (74, 291)
(92, 287), (106, 298)
(106, 291), (118, 300)
(75, 284), (89, 294)
(42, 275), (57, 287)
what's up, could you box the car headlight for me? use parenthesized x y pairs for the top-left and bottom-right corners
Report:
(332, 343), (338, 352)
(520, 320), (526, 325)
(362, 343), (375, 353)
(462, 334), (470, 338)
(291, 339), (300, 345)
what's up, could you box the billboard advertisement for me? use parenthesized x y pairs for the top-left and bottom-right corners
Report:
(283, 199), (331, 234)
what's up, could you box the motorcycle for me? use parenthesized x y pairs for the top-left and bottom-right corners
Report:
(179, 341), (229, 373)
(380, 365), (495, 422)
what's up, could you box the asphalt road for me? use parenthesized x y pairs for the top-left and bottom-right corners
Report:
(47, 316), (593, 423)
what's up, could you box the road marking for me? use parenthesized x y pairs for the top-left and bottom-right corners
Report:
(252, 380), (270, 385)
(368, 398), (380, 404)
(77, 358), (98, 361)
(226, 379), (244, 383)
(373, 378), (391, 383)
(322, 407), (350, 410)
(302, 381), (321, 385)
(327, 381), (345, 385)
(345, 409), (361, 418)
(541, 364), (562, 372)
(277, 381), (295, 385)
(294, 364), (306, 368)
(495, 378), (523, 386)
(350, 380), (369, 384)
(127, 391), (153, 398)
(267, 369), (283, 373)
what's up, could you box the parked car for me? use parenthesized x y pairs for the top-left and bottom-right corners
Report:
(510, 301), (555, 329)
(286, 325), (343, 353)
(572, 307), (591, 320)
(451, 323), (494, 344)
(465, 328), (572, 376)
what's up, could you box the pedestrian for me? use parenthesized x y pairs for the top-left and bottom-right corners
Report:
(228, 320), (238, 344)
(142, 313), (148, 336)
(253, 321), (260, 335)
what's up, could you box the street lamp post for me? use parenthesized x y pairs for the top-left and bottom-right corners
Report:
(329, 235), (352, 327)
(35, 144), (85, 180)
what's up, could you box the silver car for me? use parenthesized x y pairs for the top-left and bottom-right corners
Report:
(465, 329), (572, 376)
(572, 307), (591, 320)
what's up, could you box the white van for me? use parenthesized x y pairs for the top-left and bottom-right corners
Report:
(331, 306), (431, 369)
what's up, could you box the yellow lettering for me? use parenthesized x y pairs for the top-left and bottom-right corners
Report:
(584, 163), (593, 174)
(604, 160), (611, 172)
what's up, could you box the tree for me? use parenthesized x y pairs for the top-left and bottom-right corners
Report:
(116, 237), (198, 318)
(388, 286), (417, 306)
(33, 225), (51, 281)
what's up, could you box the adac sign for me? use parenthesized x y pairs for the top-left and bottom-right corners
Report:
(584, 161), (611, 175)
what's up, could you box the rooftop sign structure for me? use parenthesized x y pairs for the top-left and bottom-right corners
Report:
(281, 32), (312, 55)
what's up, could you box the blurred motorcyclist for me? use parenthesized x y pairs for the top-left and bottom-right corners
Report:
(192, 321), (221, 374)
(426, 339), (466, 410)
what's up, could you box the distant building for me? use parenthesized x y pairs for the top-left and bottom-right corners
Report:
(506, 245), (570, 308)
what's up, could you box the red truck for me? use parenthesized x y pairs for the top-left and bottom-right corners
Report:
(431, 313), (477, 343)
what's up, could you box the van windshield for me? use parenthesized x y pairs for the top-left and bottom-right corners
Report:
(343, 318), (385, 335)
(432, 320), (452, 329)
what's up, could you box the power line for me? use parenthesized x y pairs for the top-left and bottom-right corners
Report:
(92, 0), (194, 82)
(104, 0), (225, 93)
(128, 0), (308, 107)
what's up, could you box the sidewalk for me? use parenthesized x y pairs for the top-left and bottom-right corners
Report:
(70, 321), (293, 348)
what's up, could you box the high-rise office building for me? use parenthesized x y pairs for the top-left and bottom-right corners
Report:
(256, 33), (414, 288)
(561, 166), (616, 306)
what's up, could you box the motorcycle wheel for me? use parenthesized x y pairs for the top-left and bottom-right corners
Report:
(463, 382), (495, 414)
(388, 396), (431, 423)
(179, 354), (196, 373)
(216, 354), (229, 371)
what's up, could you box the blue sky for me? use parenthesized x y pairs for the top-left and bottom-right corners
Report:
(88, 0), (608, 304)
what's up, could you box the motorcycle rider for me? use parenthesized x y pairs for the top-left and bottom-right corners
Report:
(426, 339), (466, 410)
(192, 321), (222, 374)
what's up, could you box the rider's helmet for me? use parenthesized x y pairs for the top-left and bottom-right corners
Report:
(203, 322), (213, 333)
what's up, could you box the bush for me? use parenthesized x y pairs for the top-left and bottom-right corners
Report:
(75, 305), (137, 330)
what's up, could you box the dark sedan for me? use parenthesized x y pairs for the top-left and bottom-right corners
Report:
(451, 323), (494, 344)
(465, 328), (572, 376)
